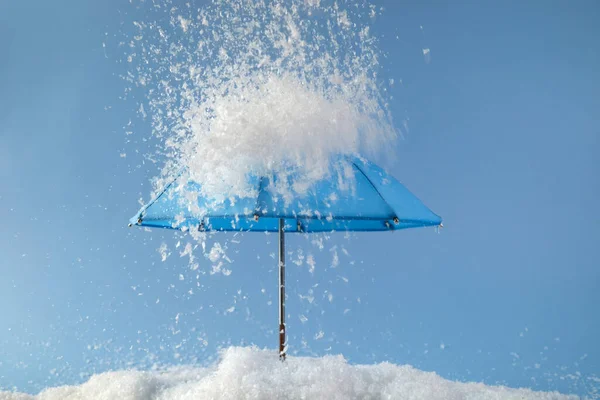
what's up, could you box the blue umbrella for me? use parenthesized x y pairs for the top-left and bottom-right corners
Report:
(129, 157), (441, 359)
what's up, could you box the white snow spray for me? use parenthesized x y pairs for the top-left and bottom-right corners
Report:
(124, 0), (396, 204)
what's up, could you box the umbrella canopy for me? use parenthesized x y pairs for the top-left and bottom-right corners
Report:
(130, 157), (441, 232)
(129, 156), (441, 360)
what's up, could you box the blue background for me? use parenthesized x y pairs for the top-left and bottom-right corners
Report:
(1, 0), (598, 396)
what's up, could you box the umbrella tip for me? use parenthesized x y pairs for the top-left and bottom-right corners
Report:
(435, 222), (444, 233)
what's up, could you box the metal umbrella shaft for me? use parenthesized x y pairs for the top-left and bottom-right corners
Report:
(278, 218), (286, 361)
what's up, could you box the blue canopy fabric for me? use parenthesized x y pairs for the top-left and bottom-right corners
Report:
(129, 157), (442, 233)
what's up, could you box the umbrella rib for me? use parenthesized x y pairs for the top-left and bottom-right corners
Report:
(135, 168), (185, 221)
(146, 214), (412, 222)
(351, 161), (395, 220)
(253, 177), (265, 217)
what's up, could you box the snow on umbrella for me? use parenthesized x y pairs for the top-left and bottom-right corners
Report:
(129, 157), (442, 360)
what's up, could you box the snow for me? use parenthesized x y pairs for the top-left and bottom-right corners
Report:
(125, 0), (396, 205)
(184, 74), (391, 204)
(0, 347), (576, 400)
(422, 48), (431, 64)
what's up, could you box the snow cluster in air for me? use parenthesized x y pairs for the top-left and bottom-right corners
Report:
(125, 0), (396, 204)
(0, 347), (576, 400)
(184, 74), (387, 204)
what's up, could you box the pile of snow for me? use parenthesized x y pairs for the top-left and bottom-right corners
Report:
(1, 347), (576, 400)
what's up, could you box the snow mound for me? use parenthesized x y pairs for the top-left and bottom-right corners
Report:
(0, 347), (576, 400)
